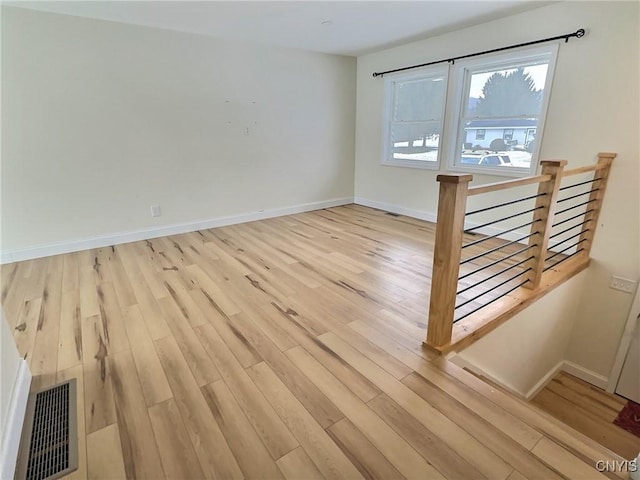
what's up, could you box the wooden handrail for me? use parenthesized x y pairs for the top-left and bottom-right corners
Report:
(561, 161), (610, 177)
(467, 174), (552, 196)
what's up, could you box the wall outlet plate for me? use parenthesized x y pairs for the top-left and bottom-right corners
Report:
(150, 205), (161, 217)
(610, 276), (637, 294)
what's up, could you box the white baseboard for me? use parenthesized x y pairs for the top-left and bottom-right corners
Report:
(446, 354), (527, 399)
(0, 197), (354, 264)
(525, 361), (565, 400)
(0, 359), (31, 480)
(354, 197), (437, 223)
(353, 196), (528, 244)
(561, 360), (609, 390)
(448, 353), (609, 400)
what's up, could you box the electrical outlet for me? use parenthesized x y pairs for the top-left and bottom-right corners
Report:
(610, 276), (637, 294)
(150, 205), (161, 217)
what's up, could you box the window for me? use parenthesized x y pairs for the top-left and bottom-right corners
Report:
(503, 129), (514, 141)
(448, 45), (558, 174)
(382, 67), (448, 168)
(381, 44), (558, 176)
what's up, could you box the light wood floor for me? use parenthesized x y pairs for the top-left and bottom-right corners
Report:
(532, 371), (640, 460)
(1, 205), (626, 479)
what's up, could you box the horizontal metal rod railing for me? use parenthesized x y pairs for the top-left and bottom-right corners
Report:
(459, 244), (537, 280)
(460, 231), (539, 265)
(454, 278), (531, 323)
(559, 177), (602, 191)
(455, 267), (533, 311)
(457, 255), (535, 296)
(464, 207), (543, 234)
(465, 193), (546, 216)
(426, 153), (616, 350)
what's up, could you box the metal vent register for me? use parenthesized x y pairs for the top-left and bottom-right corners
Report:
(16, 379), (78, 480)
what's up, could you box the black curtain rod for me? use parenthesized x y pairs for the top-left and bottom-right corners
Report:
(372, 28), (585, 78)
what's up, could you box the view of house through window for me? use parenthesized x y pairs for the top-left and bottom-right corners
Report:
(455, 59), (551, 171)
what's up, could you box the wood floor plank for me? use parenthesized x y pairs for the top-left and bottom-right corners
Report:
(367, 393), (486, 479)
(276, 447), (325, 480)
(118, 250), (172, 340)
(82, 313), (117, 434)
(531, 388), (639, 460)
(326, 418), (404, 480)
(155, 335), (244, 479)
(79, 262), (100, 319)
(109, 349), (166, 479)
(163, 277), (208, 328)
(507, 470), (529, 480)
(148, 398), (206, 480)
(62, 252), (79, 293)
(230, 311), (344, 429)
(95, 282), (130, 354)
(401, 372), (562, 480)
(320, 331), (513, 480)
(260, 302), (381, 402)
(532, 372), (639, 461)
(57, 289), (83, 371)
(30, 255), (63, 390)
(287, 345), (443, 480)
(57, 364), (87, 480)
(12, 297), (42, 363)
(87, 424), (127, 480)
(434, 358), (627, 479)
(247, 361), (364, 480)
(158, 296), (221, 386)
(554, 372), (627, 412)
(407, 362), (542, 450)
(531, 437), (609, 480)
(200, 300), (262, 369)
(108, 250), (138, 308)
(185, 264), (242, 317)
(195, 323), (299, 460)
(201, 380), (284, 479)
(122, 304), (172, 406)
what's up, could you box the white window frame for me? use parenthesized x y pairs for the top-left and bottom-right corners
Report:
(444, 44), (559, 177)
(381, 65), (449, 170)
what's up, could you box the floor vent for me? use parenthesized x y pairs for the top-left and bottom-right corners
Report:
(385, 212), (400, 217)
(15, 379), (78, 480)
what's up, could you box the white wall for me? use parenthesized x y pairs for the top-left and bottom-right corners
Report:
(1, 6), (356, 256)
(1, 310), (30, 480)
(453, 271), (586, 397)
(0, 312), (21, 440)
(355, 2), (639, 388)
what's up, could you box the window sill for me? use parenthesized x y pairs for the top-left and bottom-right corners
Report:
(447, 163), (534, 178)
(381, 158), (440, 170)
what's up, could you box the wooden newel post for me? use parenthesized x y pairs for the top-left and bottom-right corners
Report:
(525, 160), (567, 289)
(426, 174), (473, 347)
(578, 152), (616, 258)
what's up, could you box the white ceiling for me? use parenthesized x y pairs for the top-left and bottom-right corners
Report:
(4, 1), (550, 56)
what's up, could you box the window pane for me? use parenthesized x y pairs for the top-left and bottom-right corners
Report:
(393, 77), (446, 122)
(465, 63), (549, 117)
(391, 121), (440, 162)
(460, 119), (535, 168)
(455, 57), (551, 171)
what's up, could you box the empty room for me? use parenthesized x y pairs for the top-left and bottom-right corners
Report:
(1, 1), (639, 479)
